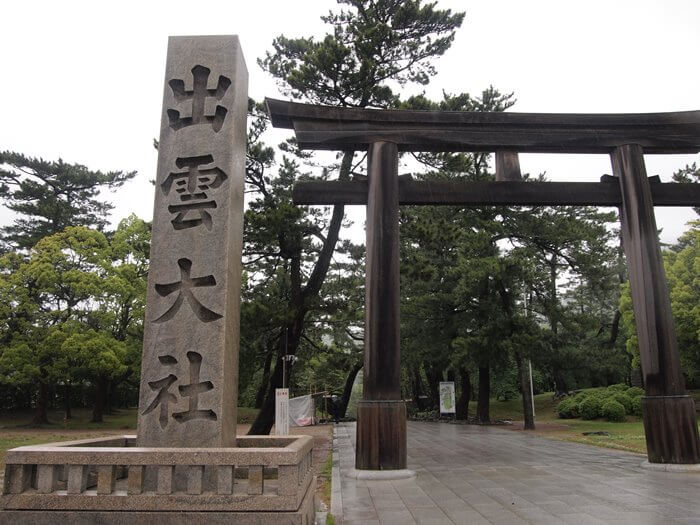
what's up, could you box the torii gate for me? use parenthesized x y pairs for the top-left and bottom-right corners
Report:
(267, 98), (700, 470)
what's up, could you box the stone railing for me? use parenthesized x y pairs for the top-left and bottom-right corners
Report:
(2, 435), (314, 512)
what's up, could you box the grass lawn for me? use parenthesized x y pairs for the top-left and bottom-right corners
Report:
(536, 419), (648, 454)
(319, 450), (333, 505)
(0, 407), (138, 431)
(488, 392), (560, 422)
(489, 389), (699, 455)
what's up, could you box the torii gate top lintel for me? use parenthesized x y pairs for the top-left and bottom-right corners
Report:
(266, 97), (700, 154)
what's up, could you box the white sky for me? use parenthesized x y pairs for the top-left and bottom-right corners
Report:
(1, 0), (698, 244)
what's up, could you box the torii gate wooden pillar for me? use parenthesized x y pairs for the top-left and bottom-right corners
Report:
(267, 98), (700, 468)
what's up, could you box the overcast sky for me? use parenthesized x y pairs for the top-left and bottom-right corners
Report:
(1, 0), (698, 243)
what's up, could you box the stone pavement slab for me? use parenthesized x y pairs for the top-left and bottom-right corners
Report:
(332, 421), (700, 524)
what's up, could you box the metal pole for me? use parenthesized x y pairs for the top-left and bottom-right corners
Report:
(528, 359), (535, 420)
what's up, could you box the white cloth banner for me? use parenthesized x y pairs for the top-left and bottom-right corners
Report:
(289, 394), (315, 426)
(439, 381), (456, 414)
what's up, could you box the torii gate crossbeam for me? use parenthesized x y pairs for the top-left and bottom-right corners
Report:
(267, 98), (700, 470)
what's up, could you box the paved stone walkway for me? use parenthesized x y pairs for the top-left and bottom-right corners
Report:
(332, 422), (700, 524)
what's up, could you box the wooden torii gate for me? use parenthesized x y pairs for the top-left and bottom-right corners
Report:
(267, 98), (700, 469)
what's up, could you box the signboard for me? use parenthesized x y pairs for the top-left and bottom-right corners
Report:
(275, 388), (290, 435)
(439, 381), (456, 414)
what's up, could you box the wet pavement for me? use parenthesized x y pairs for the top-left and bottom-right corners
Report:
(332, 421), (700, 524)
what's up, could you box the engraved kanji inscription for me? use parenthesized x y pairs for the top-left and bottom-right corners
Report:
(173, 351), (217, 422)
(141, 353), (216, 428)
(141, 355), (178, 429)
(161, 154), (228, 230)
(152, 258), (223, 323)
(167, 65), (231, 132)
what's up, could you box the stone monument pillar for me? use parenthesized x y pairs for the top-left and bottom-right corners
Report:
(137, 35), (247, 448)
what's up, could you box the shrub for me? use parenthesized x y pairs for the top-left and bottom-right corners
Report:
(574, 388), (602, 403)
(412, 409), (439, 421)
(630, 395), (643, 417)
(573, 391), (589, 404)
(579, 396), (602, 420)
(626, 387), (644, 398)
(611, 393), (633, 414)
(557, 397), (579, 419)
(606, 384), (628, 392)
(601, 400), (626, 422)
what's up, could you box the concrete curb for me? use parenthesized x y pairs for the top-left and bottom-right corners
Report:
(344, 468), (416, 480)
(641, 460), (700, 473)
(330, 423), (343, 523)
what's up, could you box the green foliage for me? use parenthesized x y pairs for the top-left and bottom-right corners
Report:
(579, 396), (602, 420)
(556, 396), (580, 419)
(0, 219), (149, 418)
(558, 387), (643, 421)
(0, 151), (136, 249)
(620, 221), (700, 387)
(606, 384), (628, 392)
(62, 329), (127, 381)
(666, 222), (700, 387)
(626, 386), (644, 398)
(601, 399), (626, 422)
(671, 163), (699, 214)
(630, 395), (643, 417)
(610, 392), (633, 414)
(260, 0), (464, 107)
(412, 409), (439, 421)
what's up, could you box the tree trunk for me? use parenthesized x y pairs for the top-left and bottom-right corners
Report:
(515, 353), (535, 430)
(249, 320), (302, 434)
(548, 258), (559, 335)
(608, 309), (622, 348)
(104, 379), (113, 415)
(411, 366), (426, 410)
(91, 376), (107, 423)
(63, 382), (72, 420)
(425, 365), (442, 409)
(32, 381), (50, 425)
(608, 228), (626, 349)
(553, 370), (568, 395)
(249, 357), (283, 434)
(338, 361), (363, 419)
(255, 345), (274, 409)
(477, 364), (490, 423)
(247, 154), (352, 435)
(456, 367), (470, 420)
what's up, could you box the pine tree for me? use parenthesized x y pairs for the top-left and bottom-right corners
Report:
(246, 0), (465, 434)
(0, 151), (136, 249)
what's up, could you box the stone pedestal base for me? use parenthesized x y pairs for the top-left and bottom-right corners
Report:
(0, 478), (316, 524)
(2, 434), (315, 523)
(355, 400), (406, 470)
(642, 395), (700, 464)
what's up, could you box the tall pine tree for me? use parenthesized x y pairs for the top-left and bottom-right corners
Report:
(0, 151), (136, 249)
(246, 0), (465, 434)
